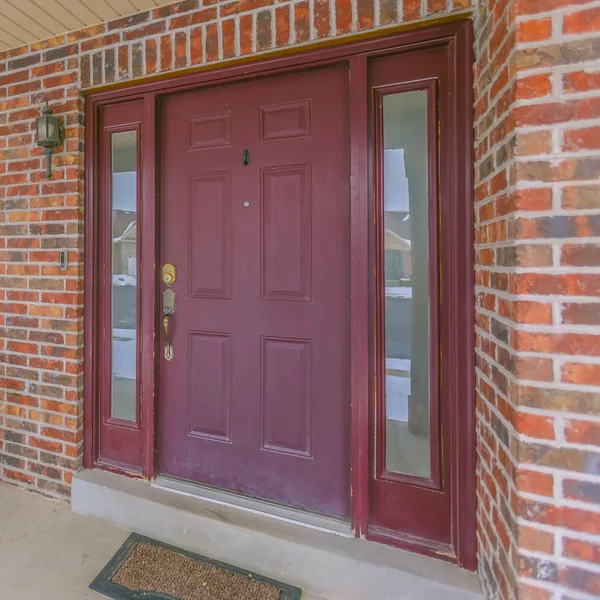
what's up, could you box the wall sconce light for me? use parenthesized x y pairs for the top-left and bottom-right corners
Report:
(35, 101), (65, 179)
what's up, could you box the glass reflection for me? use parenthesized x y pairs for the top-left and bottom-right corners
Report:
(383, 91), (431, 478)
(111, 131), (137, 422)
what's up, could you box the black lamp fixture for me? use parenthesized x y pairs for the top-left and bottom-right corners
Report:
(35, 101), (65, 179)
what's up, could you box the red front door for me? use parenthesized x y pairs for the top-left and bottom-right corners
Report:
(158, 67), (351, 518)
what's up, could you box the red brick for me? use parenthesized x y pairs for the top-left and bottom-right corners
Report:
(518, 470), (554, 499)
(563, 126), (600, 151)
(561, 244), (600, 267)
(427, 0), (446, 12)
(563, 70), (600, 93)
(516, 0), (594, 15)
(205, 23), (219, 62)
(515, 97), (600, 127)
(356, 0), (375, 30)
(118, 44), (129, 79)
(190, 27), (203, 64)
(403, 0), (421, 20)
(520, 500), (600, 535)
(562, 185), (600, 210)
(520, 525), (555, 554)
(124, 22), (166, 41)
(67, 24), (106, 41)
(513, 356), (554, 382)
(29, 436), (62, 453)
(336, 0), (352, 34)
(564, 6), (600, 34)
(160, 34), (172, 71)
(512, 273), (600, 297)
(517, 582), (553, 600)
(275, 5), (291, 47)
(516, 413), (555, 441)
(314, 0), (331, 37)
(516, 17), (552, 42)
(563, 538), (600, 564)
(221, 0), (272, 17)
(295, 2), (310, 43)
(221, 19), (235, 59)
(174, 31), (187, 68)
(513, 331), (600, 356)
(562, 363), (600, 387)
(146, 39), (157, 74)
(513, 188), (553, 212)
(564, 419), (600, 446)
(562, 302), (600, 325)
(81, 34), (120, 52)
(517, 74), (552, 99)
(239, 14), (253, 55)
(4, 469), (35, 485)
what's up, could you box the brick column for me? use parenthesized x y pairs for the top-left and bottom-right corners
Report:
(475, 0), (600, 598)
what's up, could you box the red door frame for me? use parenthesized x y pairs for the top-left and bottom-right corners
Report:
(83, 19), (475, 569)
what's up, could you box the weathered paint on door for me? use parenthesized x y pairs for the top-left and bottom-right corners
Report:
(158, 67), (351, 517)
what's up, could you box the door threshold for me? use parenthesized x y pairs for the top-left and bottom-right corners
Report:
(152, 475), (353, 538)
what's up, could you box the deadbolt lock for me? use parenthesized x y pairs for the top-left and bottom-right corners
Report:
(162, 263), (176, 285)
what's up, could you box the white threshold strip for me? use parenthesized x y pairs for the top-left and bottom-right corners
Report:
(152, 475), (354, 538)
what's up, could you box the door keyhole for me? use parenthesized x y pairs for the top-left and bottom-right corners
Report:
(243, 149), (249, 166)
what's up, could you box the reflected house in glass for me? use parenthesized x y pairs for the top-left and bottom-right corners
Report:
(113, 220), (137, 278)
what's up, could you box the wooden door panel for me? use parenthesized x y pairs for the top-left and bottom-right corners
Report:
(261, 337), (313, 457)
(188, 332), (233, 442)
(261, 166), (312, 302)
(188, 173), (233, 299)
(159, 67), (351, 518)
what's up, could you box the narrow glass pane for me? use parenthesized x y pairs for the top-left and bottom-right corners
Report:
(382, 91), (431, 478)
(111, 131), (138, 421)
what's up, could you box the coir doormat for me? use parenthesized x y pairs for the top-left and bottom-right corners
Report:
(90, 533), (302, 600)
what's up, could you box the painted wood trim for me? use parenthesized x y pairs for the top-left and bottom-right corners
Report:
(140, 93), (159, 479)
(349, 54), (370, 538)
(83, 96), (99, 469)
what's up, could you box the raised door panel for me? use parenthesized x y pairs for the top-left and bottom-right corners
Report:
(261, 337), (312, 458)
(188, 332), (232, 443)
(261, 166), (312, 302)
(188, 173), (232, 299)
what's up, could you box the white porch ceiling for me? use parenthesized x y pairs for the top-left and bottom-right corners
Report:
(0, 0), (181, 52)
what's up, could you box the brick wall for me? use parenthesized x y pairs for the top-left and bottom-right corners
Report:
(474, 0), (600, 599)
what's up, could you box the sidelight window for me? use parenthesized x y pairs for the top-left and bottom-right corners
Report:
(109, 130), (139, 423)
(381, 91), (432, 479)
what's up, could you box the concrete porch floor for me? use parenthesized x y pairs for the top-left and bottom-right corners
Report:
(0, 483), (128, 599)
(1, 479), (482, 599)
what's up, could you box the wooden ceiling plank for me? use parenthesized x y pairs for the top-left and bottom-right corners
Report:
(31, 0), (86, 31)
(54, 0), (104, 24)
(1, 0), (57, 39)
(104, 0), (133, 13)
(0, 17), (38, 46)
(81, 0), (119, 21)
(14, 0), (66, 34)
(129, 0), (158, 11)
(0, 24), (27, 47)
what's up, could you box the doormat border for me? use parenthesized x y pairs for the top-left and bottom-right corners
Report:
(90, 532), (302, 600)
